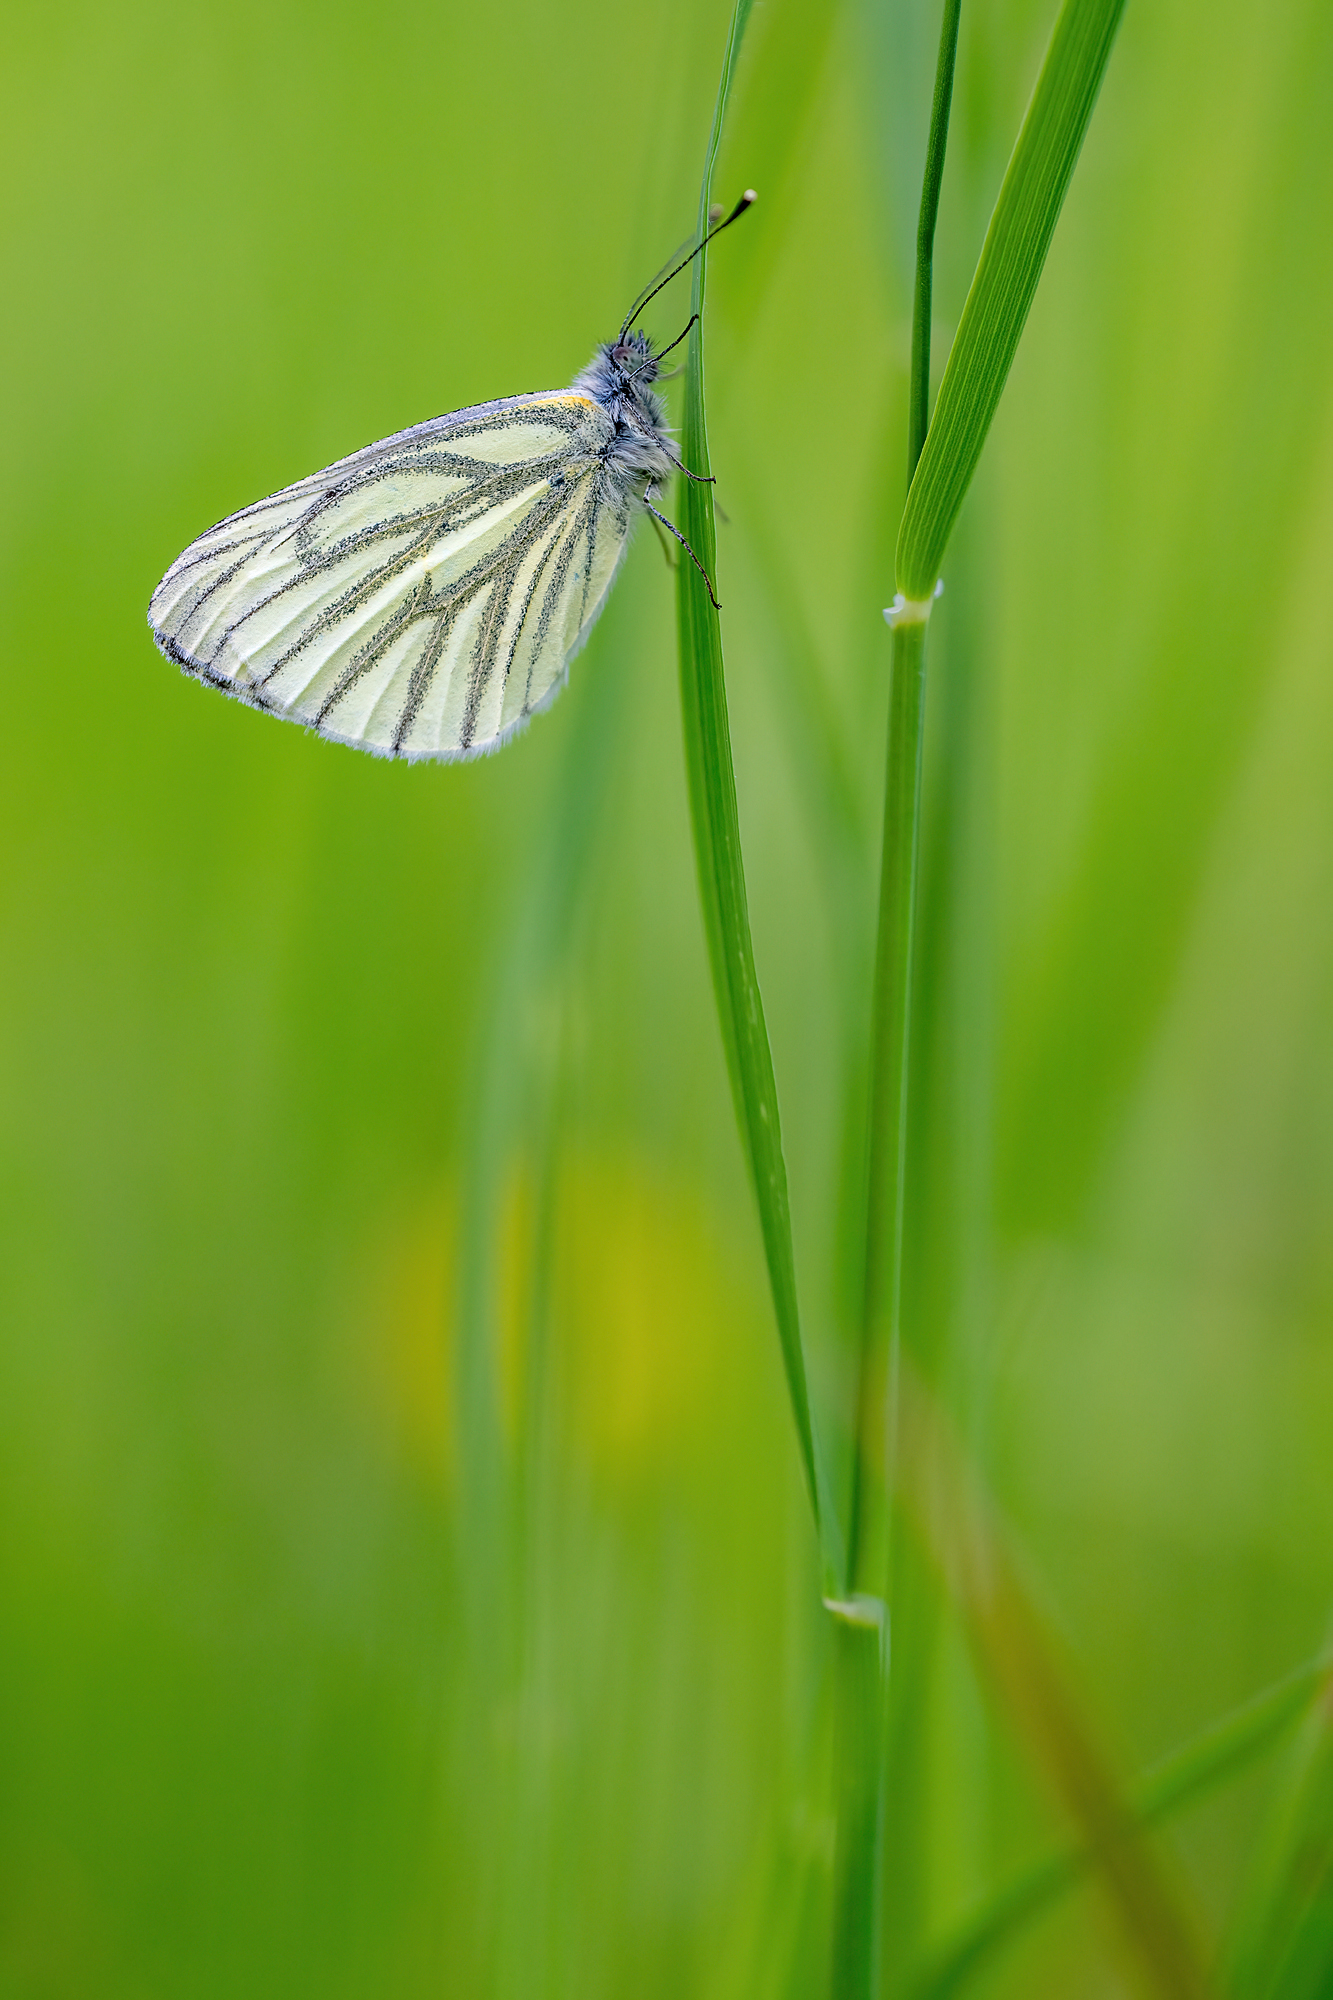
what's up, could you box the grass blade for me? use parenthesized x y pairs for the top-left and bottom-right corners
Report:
(910, 1652), (1333, 1998)
(675, 0), (826, 1547)
(908, 0), (963, 482)
(1226, 1655), (1333, 1999)
(895, 1361), (1212, 2000)
(896, 0), (1127, 599)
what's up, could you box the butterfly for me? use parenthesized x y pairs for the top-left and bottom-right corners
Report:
(148, 194), (754, 764)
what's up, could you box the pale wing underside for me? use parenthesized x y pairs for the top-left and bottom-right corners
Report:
(149, 393), (634, 761)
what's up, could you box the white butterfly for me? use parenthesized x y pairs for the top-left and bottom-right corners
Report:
(148, 196), (754, 763)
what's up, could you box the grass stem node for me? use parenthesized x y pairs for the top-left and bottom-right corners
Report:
(884, 582), (943, 628)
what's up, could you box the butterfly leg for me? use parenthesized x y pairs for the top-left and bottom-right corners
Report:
(666, 452), (716, 486)
(647, 509), (678, 571)
(642, 498), (721, 610)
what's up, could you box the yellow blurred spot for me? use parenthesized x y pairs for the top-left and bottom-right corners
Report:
(494, 1159), (535, 1443)
(555, 1152), (753, 1477)
(358, 1150), (762, 1488)
(363, 1182), (457, 1488)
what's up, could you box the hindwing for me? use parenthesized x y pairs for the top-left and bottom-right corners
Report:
(148, 393), (634, 760)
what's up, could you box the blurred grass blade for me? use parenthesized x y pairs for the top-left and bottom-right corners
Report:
(896, 1360), (1212, 2000)
(675, 0), (827, 1547)
(723, 0), (841, 353)
(911, 1651), (1333, 1998)
(454, 592), (634, 1660)
(1226, 1655), (1333, 1999)
(896, 0), (1126, 598)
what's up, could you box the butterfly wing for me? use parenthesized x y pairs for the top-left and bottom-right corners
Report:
(148, 392), (635, 760)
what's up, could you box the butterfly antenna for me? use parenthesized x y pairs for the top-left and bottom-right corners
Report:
(618, 190), (757, 342)
(619, 227), (707, 335)
(628, 313), (698, 381)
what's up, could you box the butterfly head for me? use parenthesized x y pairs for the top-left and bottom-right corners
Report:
(609, 330), (659, 388)
(572, 333), (667, 433)
(579, 193), (757, 422)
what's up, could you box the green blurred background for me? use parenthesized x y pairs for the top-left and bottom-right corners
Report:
(3, 0), (1333, 1992)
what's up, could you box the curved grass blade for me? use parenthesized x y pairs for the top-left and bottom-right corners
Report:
(896, 0), (1127, 600)
(675, 0), (828, 1551)
(909, 1650), (1333, 1999)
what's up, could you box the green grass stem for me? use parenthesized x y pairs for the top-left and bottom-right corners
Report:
(830, 1614), (890, 2000)
(832, 0), (969, 1976)
(675, 0), (830, 1554)
(847, 613), (931, 1599)
(827, 611), (929, 2000)
(897, 0), (1126, 598)
(848, 0), (964, 1620)
(838, 3), (1131, 1984)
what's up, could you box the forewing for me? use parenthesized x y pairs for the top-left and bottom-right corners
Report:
(149, 393), (634, 760)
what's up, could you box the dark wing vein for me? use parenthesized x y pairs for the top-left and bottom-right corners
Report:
(526, 481), (601, 681)
(309, 575), (433, 725)
(150, 394), (634, 760)
(250, 481), (572, 697)
(180, 460), (559, 665)
(389, 613), (457, 756)
(458, 563), (520, 752)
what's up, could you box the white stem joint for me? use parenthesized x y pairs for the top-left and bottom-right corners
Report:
(884, 580), (944, 628)
(823, 1592), (890, 1670)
